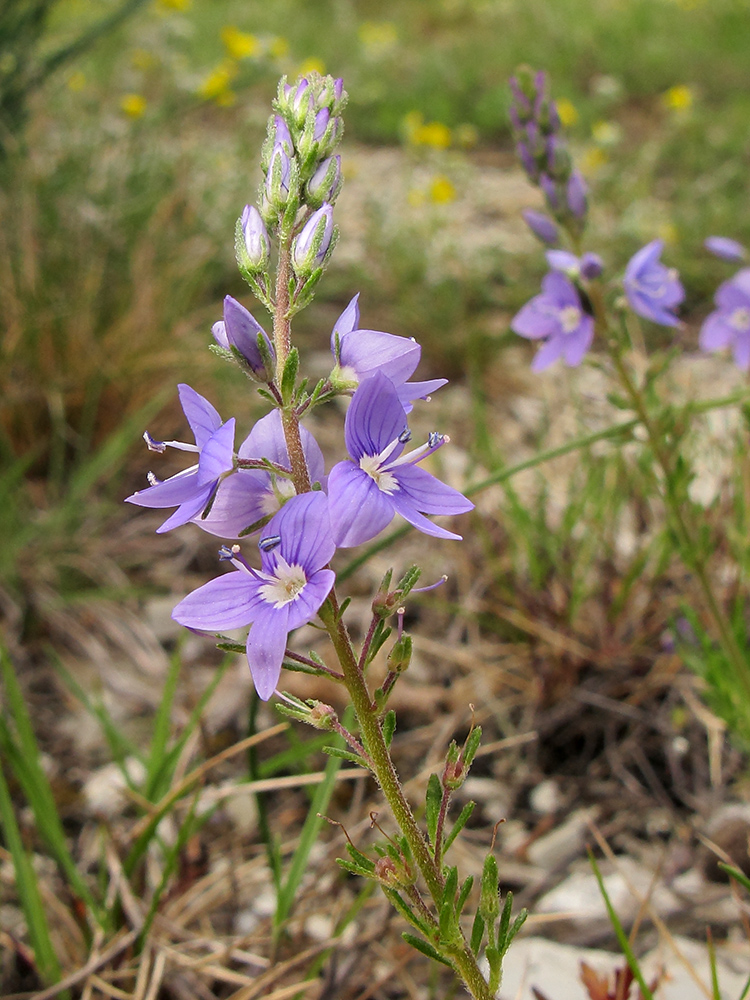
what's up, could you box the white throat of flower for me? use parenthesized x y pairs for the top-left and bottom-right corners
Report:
(360, 430), (447, 495)
(258, 555), (307, 609)
(729, 307), (750, 332)
(261, 476), (296, 516)
(559, 305), (581, 334)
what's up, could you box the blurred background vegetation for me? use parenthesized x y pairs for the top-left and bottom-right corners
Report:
(1, 0), (749, 620)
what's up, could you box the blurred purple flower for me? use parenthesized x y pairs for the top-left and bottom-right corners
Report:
(699, 268), (750, 369)
(327, 372), (473, 547)
(545, 250), (603, 279)
(511, 271), (594, 371)
(522, 209), (559, 245)
(212, 295), (275, 379)
(172, 492), (335, 700)
(566, 171), (588, 218)
(705, 236), (747, 262)
(331, 294), (446, 406)
(623, 239), (684, 327)
(197, 409), (326, 538)
(125, 384), (235, 533)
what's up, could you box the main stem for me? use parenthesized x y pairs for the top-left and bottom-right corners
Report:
(318, 595), (494, 1000)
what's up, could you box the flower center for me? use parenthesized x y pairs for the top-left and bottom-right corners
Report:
(260, 477), (296, 516)
(259, 561), (307, 608)
(729, 307), (750, 332)
(559, 305), (581, 334)
(360, 454), (398, 494)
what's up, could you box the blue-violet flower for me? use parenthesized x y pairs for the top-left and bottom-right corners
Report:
(212, 295), (275, 380)
(511, 271), (594, 371)
(699, 268), (750, 369)
(623, 239), (684, 327)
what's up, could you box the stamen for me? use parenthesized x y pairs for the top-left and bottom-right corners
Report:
(259, 534), (282, 553)
(144, 431), (166, 453)
(147, 471), (161, 487)
(398, 428), (412, 444)
(413, 574), (448, 594)
(218, 545), (235, 561)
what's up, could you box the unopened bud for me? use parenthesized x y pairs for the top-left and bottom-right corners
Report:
(306, 155), (342, 208)
(580, 252), (603, 280)
(545, 137), (571, 180)
(540, 173), (560, 211)
(386, 633), (412, 674)
(291, 78), (311, 125)
(266, 143), (292, 209)
(240, 205), (270, 271)
(373, 854), (415, 888)
(292, 203), (334, 277)
(566, 170), (588, 219)
(212, 295), (275, 381)
(309, 701), (336, 730)
(522, 209), (559, 246)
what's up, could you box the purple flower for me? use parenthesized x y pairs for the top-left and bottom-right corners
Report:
(327, 372), (473, 547)
(125, 384), (235, 533)
(266, 143), (291, 206)
(623, 239), (684, 327)
(545, 250), (603, 280)
(306, 155), (342, 207)
(511, 271), (594, 372)
(566, 170), (588, 218)
(292, 203), (334, 276)
(212, 296), (275, 380)
(197, 409), (326, 538)
(331, 295), (447, 406)
(172, 492), (335, 700)
(705, 236), (747, 262)
(272, 115), (294, 155)
(699, 268), (750, 369)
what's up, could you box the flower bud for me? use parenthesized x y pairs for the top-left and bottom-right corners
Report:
(313, 107), (330, 141)
(545, 137), (572, 180)
(580, 252), (603, 279)
(212, 295), (275, 381)
(539, 173), (560, 211)
(566, 170), (588, 218)
(308, 701), (336, 730)
(516, 141), (537, 180)
(705, 236), (747, 262)
(266, 142), (292, 208)
(272, 114), (294, 155)
(386, 634), (412, 674)
(292, 203), (334, 277)
(306, 155), (342, 208)
(522, 209), (559, 246)
(292, 78), (311, 126)
(241, 204), (270, 271)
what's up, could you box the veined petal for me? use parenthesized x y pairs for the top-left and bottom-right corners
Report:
(125, 466), (200, 508)
(172, 572), (265, 631)
(625, 239), (663, 281)
(156, 484), (216, 533)
(197, 419), (236, 485)
(339, 330), (421, 385)
(562, 318), (594, 366)
(238, 410), (326, 484)
(344, 371), (407, 461)
(699, 312), (734, 352)
(285, 568), (335, 631)
(388, 494), (463, 540)
(177, 384), (223, 450)
(331, 293), (360, 346)
(390, 464), (474, 516)
(327, 461), (395, 547)
(397, 378), (448, 406)
(246, 607), (290, 700)
(511, 296), (561, 341)
(263, 491), (335, 571)
(193, 471), (271, 538)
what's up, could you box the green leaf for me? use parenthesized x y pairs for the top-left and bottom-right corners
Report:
(322, 746), (367, 766)
(280, 347), (300, 404)
(382, 710), (396, 747)
(337, 859), (376, 879)
(383, 888), (432, 936)
(439, 865), (458, 940)
(443, 800), (475, 853)
(456, 875), (474, 916)
(470, 911), (485, 955)
(462, 725), (482, 768)
(402, 932), (454, 968)
(718, 862), (750, 893)
(426, 773), (442, 846)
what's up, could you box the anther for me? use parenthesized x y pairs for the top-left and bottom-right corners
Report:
(259, 534), (282, 553)
(398, 428), (412, 444)
(144, 431), (166, 454)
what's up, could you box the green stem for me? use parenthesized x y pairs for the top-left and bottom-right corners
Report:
(318, 594), (494, 1000)
(591, 286), (750, 711)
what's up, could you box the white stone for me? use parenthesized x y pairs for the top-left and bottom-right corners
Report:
(526, 807), (597, 871)
(529, 779), (563, 815)
(82, 757), (146, 818)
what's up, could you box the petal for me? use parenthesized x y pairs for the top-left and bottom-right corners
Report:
(705, 236), (746, 262)
(193, 471), (271, 538)
(286, 568), (336, 631)
(511, 296), (561, 341)
(125, 466), (201, 508)
(197, 419), (236, 485)
(339, 330), (421, 385)
(156, 484), (215, 533)
(327, 461), (395, 547)
(238, 410), (325, 483)
(331, 293), (360, 347)
(545, 250), (579, 273)
(344, 371), (407, 461)
(734, 333), (750, 370)
(540, 271), (579, 306)
(625, 239), (663, 282)
(715, 271), (750, 311)
(177, 384), (223, 449)
(397, 378), (448, 406)
(172, 572), (264, 631)
(263, 491), (335, 571)
(531, 335), (567, 371)
(246, 607), (289, 700)
(390, 464), (474, 516)
(388, 494), (464, 540)
(699, 312), (734, 352)
(562, 318), (594, 367)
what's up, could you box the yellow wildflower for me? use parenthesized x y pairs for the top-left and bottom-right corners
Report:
(429, 175), (456, 204)
(663, 84), (694, 112)
(198, 62), (236, 102)
(413, 121), (452, 149)
(556, 98), (578, 127)
(580, 146), (608, 176)
(591, 120), (622, 147)
(297, 57), (326, 76)
(221, 26), (259, 60)
(268, 36), (289, 60)
(455, 123), (479, 149)
(67, 71), (86, 92)
(121, 94), (147, 118)
(157, 0), (190, 10)
(358, 21), (398, 57)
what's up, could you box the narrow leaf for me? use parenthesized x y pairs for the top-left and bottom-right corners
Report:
(426, 773), (441, 845)
(402, 932), (454, 968)
(443, 800), (475, 853)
